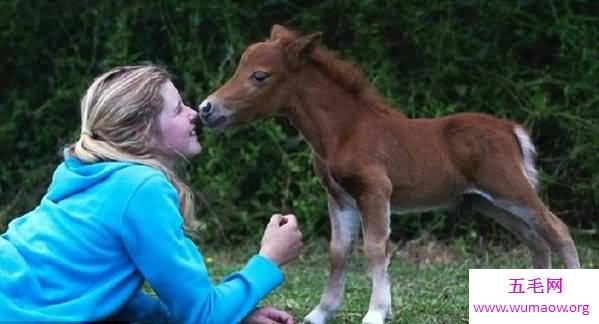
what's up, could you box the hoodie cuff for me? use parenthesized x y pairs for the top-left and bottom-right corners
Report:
(241, 254), (284, 294)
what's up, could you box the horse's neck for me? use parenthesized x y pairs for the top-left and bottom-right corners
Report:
(283, 68), (366, 159)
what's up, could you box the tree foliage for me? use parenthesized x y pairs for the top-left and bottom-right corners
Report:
(1, 0), (597, 242)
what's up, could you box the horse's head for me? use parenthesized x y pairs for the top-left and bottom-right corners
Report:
(199, 24), (321, 130)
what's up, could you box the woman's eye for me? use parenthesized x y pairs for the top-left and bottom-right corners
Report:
(251, 71), (270, 82)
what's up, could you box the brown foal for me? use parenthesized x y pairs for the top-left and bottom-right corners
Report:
(199, 25), (580, 324)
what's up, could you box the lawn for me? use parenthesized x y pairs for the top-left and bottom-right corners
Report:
(198, 234), (599, 323)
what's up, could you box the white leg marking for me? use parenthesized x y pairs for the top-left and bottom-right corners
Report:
(363, 202), (392, 323)
(305, 195), (360, 324)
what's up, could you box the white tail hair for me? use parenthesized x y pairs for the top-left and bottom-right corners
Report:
(514, 126), (539, 191)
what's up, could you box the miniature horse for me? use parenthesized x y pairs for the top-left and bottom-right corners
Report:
(199, 25), (580, 324)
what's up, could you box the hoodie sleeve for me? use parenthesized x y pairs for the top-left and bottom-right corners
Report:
(120, 174), (284, 324)
(109, 288), (170, 321)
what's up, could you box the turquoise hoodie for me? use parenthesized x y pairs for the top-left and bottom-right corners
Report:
(0, 155), (283, 323)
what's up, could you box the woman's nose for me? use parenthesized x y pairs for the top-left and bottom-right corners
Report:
(187, 106), (198, 117)
(188, 106), (200, 123)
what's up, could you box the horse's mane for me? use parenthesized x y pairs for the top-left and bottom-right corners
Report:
(311, 46), (394, 112)
(307, 42), (402, 116)
(275, 29), (402, 116)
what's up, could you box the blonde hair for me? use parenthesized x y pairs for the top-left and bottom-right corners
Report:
(68, 64), (200, 234)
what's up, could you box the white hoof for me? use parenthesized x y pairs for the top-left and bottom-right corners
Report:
(361, 310), (386, 324)
(304, 306), (334, 324)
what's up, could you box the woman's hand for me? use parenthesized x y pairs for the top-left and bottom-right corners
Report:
(259, 213), (303, 267)
(244, 306), (294, 324)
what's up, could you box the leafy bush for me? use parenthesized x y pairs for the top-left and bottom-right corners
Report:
(1, 0), (597, 242)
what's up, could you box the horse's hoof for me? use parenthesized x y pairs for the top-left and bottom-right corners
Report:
(361, 310), (386, 324)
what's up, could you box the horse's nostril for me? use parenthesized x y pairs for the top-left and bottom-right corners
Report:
(201, 102), (213, 115)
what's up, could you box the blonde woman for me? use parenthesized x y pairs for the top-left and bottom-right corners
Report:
(0, 64), (302, 323)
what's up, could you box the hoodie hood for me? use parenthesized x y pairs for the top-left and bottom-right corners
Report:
(45, 153), (134, 202)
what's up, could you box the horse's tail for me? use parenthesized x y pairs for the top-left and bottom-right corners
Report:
(513, 126), (539, 191)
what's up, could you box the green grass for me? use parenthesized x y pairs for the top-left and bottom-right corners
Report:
(196, 235), (599, 323)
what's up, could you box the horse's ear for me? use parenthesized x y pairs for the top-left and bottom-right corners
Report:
(286, 32), (322, 67)
(271, 24), (292, 40)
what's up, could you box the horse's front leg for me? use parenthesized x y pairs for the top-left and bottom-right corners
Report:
(357, 176), (393, 324)
(304, 195), (361, 324)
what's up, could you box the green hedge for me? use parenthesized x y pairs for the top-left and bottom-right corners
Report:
(1, 1), (597, 242)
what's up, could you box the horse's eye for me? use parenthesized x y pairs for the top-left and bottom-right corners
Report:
(251, 71), (270, 82)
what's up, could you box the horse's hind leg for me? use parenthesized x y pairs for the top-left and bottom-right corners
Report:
(534, 202), (580, 268)
(474, 166), (580, 268)
(305, 195), (361, 324)
(466, 194), (551, 268)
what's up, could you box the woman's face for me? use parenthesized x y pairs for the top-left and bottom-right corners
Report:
(152, 80), (202, 166)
